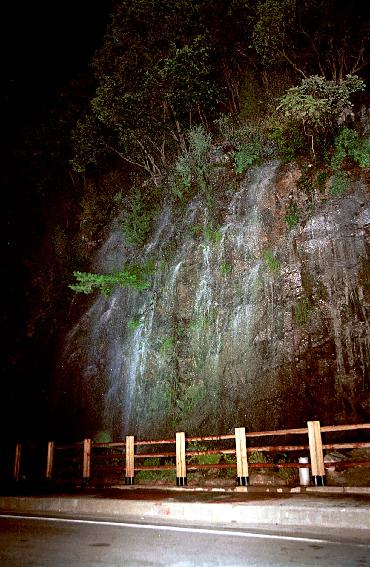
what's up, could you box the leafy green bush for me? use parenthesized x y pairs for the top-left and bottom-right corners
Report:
(188, 443), (222, 466)
(135, 458), (176, 482)
(234, 142), (263, 174)
(315, 170), (328, 193)
(157, 33), (220, 122)
(214, 114), (236, 142)
(128, 316), (144, 331)
(331, 128), (370, 169)
(284, 202), (300, 230)
(122, 187), (155, 247)
(69, 261), (155, 296)
(276, 75), (365, 157)
(276, 457), (299, 483)
(220, 262), (232, 276)
(203, 225), (223, 245)
(351, 139), (370, 168)
(216, 114), (266, 147)
(223, 453), (237, 477)
(93, 430), (112, 443)
(262, 249), (280, 271)
(238, 68), (265, 122)
(330, 170), (352, 196)
(70, 114), (106, 173)
(278, 75), (364, 132)
(248, 451), (270, 464)
(172, 125), (212, 199)
(269, 121), (305, 162)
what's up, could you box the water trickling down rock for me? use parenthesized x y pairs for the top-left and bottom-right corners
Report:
(58, 161), (369, 439)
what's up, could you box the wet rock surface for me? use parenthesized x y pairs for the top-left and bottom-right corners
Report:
(57, 161), (370, 440)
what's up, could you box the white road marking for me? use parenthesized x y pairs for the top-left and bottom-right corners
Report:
(1, 514), (369, 548)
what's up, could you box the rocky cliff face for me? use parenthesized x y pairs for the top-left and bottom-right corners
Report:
(57, 159), (370, 440)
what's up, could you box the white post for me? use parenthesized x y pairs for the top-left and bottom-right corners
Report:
(235, 427), (249, 486)
(125, 436), (135, 485)
(307, 421), (325, 486)
(176, 432), (187, 486)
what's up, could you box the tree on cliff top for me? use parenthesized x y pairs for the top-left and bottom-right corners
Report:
(71, 0), (370, 177)
(276, 74), (366, 158)
(253, 0), (370, 81)
(71, 1), (225, 177)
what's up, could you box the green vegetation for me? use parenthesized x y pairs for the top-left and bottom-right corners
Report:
(270, 122), (304, 163)
(292, 297), (312, 325)
(252, 0), (369, 82)
(331, 128), (370, 170)
(284, 202), (300, 230)
(248, 451), (270, 464)
(315, 170), (328, 193)
(276, 75), (365, 158)
(175, 382), (206, 416)
(161, 336), (174, 354)
(234, 142), (263, 174)
(122, 187), (156, 247)
(330, 170), (352, 196)
(174, 321), (187, 340)
(135, 458), (176, 482)
(128, 316), (144, 331)
(188, 442), (222, 466)
(165, 379), (208, 430)
(69, 0), (370, 190)
(216, 116), (266, 152)
(275, 458), (299, 483)
(69, 261), (155, 296)
(189, 313), (216, 333)
(66, 3), (369, 293)
(203, 225), (223, 245)
(223, 453), (237, 478)
(191, 223), (223, 245)
(93, 430), (112, 443)
(172, 126), (212, 199)
(262, 249), (280, 272)
(220, 262), (232, 276)
(71, 4), (224, 179)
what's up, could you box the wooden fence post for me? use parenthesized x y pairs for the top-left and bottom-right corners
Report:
(46, 441), (54, 481)
(235, 427), (249, 486)
(307, 421), (325, 486)
(125, 436), (135, 485)
(176, 431), (187, 486)
(13, 443), (22, 482)
(82, 438), (91, 485)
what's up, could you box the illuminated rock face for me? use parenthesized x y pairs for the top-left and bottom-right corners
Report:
(59, 161), (370, 439)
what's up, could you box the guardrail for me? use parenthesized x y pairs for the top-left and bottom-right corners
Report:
(8, 421), (370, 487)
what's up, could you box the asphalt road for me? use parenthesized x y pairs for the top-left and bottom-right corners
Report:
(0, 515), (369, 566)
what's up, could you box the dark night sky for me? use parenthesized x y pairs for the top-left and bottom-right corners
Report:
(1, 2), (111, 145)
(1, 2), (111, 441)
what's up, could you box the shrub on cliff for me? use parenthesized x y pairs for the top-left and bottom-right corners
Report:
(275, 74), (365, 159)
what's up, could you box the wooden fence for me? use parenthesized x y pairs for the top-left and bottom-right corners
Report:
(9, 421), (370, 488)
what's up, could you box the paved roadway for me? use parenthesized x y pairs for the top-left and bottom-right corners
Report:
(1, 514), (369, 566)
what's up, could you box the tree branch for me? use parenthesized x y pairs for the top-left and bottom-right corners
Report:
(107, 145), (149, 172)
(280, 48), (307, 79)
(299, 29), (326, 77)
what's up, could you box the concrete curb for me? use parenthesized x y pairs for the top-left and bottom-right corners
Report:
(1, 493), (369, 530)
(112, 484), (370, 495)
